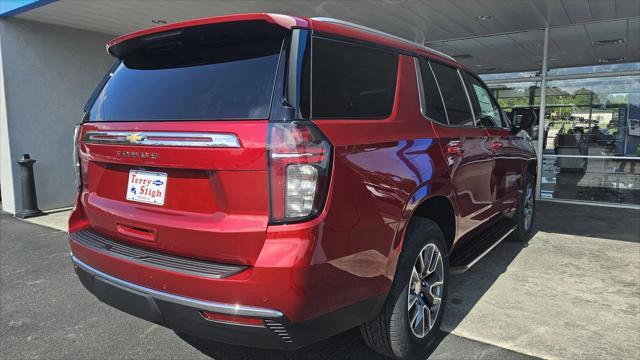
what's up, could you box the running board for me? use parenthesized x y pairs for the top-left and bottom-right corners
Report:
(450, 219), (516, 274)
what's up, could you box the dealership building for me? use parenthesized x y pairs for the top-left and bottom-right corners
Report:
(1, 0), (639, 215)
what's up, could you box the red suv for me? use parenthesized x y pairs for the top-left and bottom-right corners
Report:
(69, 14), (537, 359)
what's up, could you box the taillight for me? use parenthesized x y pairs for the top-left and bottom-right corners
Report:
(268, 122), (332, 223)
(73, 124), (82, 191)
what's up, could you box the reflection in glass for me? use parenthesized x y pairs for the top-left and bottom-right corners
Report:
(547, 63), (640, 76)
(544, 75), (640, 157)
(448, 17), (639, 207)
(485, 81), (541, 113)
(541, 156), (639, 206)
(486, 64), (639, 206)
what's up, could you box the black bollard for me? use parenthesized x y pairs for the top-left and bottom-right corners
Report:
(15, 154), (44, 218)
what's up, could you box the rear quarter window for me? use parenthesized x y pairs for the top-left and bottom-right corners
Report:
(417, 58), (448, 124)
(310, 37), (398, 119)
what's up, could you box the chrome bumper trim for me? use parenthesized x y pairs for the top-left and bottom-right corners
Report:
(71, 255), (283, 319)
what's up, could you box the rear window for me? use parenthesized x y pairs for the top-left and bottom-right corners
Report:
(310, 37), (398, 119)
(88, 21), (285, 121)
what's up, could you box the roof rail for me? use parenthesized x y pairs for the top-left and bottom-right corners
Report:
(310, 17), (455, 62)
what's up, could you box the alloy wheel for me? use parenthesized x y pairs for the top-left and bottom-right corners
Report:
(407, 243), (444, 338)
(523, 183), (534, 232)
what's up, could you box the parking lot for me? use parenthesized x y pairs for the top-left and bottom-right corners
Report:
(1, 202), (639, 359)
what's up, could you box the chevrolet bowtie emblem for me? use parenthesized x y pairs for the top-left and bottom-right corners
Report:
(126, 133), (145, 144)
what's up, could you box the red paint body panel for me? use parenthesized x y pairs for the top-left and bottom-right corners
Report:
(69, 54), (452, 322)
(483, 127), (536, 215)
(70, 13), (535, 344)
(77, 121), (270, 265)
(431, 123), (497, 240)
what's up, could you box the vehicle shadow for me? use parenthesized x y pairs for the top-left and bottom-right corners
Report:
(442, 201), (639, 336)
(177, 327), (453, 360)
(532, 201), (639, 243)
(176, 240), (536, 359)
(440, 233), (532, 334)
(177, 239), (529, 360)
(179, 201), (630, 359)
(176, 326), (388, 359)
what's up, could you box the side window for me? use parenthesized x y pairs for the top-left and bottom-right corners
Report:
(417, 58), (448, 124)
(467, 74), (505, 128)
(429, 62), (475, 126)
(311, 37), (398, 119)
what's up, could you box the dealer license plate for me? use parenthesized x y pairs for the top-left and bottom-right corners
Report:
(126, 170), (167, 206)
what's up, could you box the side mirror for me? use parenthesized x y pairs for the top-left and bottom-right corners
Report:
(478, 114), (498, 128)
(511, 108), (537, 134)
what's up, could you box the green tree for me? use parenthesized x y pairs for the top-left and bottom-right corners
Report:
(573, 88), (601, 108)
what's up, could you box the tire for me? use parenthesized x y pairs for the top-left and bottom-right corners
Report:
(509, 172), (535, 242)
(361, 218), (449, 359)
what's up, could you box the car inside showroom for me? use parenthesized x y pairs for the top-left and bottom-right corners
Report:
(0, 1), (638, 360)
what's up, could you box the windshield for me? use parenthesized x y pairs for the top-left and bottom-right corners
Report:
(88, 21), (285, 121)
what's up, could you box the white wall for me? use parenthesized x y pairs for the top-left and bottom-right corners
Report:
(0, 18), (114, 214)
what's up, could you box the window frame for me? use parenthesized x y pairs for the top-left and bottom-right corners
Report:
(416, 57), (478, 128)
(464, 71), (511, 129)
(456, 68), (478, 127)
(414, 57), (449, 125)
(308, 34), (401, 121)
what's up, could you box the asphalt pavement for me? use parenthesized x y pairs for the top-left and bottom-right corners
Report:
(0, 213), (536, 360)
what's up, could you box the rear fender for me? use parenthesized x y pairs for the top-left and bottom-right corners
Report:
(385, 179), (455, 281)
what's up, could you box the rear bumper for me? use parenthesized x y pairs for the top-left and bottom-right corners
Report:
(72, 256), (294, 348)
(72, 255), (386, 349)
(72, 255), (282, 318)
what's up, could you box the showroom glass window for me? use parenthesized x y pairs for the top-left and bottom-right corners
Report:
(484, 65), (640, 207)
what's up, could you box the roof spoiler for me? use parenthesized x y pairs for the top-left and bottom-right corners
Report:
(106, 13), (308, 58)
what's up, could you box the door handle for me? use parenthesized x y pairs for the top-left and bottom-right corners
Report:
(491, 141), (503, 151)
(447, 143), (464, 157)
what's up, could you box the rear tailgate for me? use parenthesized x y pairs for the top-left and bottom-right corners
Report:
(75, 19), (292, 266)
(78, 121), (268, 265)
